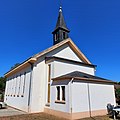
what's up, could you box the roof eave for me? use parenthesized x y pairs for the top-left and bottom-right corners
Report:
(52, 27), (70, 34)
(45, 56), (96, 68)
(67, 39), (91, 64)
(52, 76), (115, 84)
(5, 38), (92, 78)
(4, 58), (37, 78)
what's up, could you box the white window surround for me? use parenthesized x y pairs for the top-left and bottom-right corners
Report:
(46, 64), (51, 107)
(55, 86), (66, 104)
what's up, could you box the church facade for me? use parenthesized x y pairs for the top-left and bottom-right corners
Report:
(4, 7), (116, 119)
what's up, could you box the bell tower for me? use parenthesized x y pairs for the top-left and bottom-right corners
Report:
(52, 7), (70, 45)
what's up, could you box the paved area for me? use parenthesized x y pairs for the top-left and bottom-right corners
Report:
(0, 107), (27, 117)
(0, 107), (114, 120)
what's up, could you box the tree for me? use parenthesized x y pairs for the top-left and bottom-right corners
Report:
(116, 88), (120, 98)
(0, 77), (6, 101)
(0, 77), (6, 91)
(10, 63), (20, 70)
(117, 82), (120, 85)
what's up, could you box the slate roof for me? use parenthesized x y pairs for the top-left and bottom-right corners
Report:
(45, 56), (96, 68)
(53, 7), (70, 33)
(52, 71), (115, 84)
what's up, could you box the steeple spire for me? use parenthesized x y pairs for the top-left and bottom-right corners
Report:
(52, 6), (70, 45)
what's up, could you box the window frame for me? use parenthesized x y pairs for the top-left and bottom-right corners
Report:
(61, 86), (65, 101)
(47, 64), (51, 104)
(56, 86), (60, 101)
(21, 72), (26, 97)
(55, 86), (66, 104)
(63, 32), (66, 39)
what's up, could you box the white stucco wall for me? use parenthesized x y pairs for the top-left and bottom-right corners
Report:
(19, 43), (94, 113)
(71, 82), (116, 113)
(46, 43), (82, 62)
(4, 42), (95, 113)
(71, 82), (90, 113)
(54, 44), (82, 62)
(50, 84), (70, 113)
(50, 80), (116, 115)
(4, 66), (31, 112)
(4, 57), (48, 113)
(30, 57), (47, 113)
(89, 83), (116, 111)
(52, 61), (95, 78)
(29, 43), (91, 113)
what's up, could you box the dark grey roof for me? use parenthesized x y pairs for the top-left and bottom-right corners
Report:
(57, 71), (106, 80)
(53, 7), (70, 32)
(52, 71), (115, 84)
(45, 56), (96, 68)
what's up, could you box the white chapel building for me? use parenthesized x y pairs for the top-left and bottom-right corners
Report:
(4, 7), (116, 119)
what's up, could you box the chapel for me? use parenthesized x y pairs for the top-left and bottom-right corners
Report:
(4, 7), (116, 119)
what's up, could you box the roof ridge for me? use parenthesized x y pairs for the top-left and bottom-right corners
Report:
(33, 38), (70, 58)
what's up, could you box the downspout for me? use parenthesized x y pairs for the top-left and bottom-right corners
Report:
(87, 83), (92, 117)
(70, 78), (74, 114)
(28, 62), (34, 113)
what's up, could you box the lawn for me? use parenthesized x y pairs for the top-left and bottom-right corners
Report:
(0, 113), (112, 120)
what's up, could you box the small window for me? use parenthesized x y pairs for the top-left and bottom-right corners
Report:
(55, 32), (59, 41)
(57, 86), (60, 100)
(63, 32), (66, 39)
(61, 86), (65, 101)
(15, 76), (17, 96)
(55, 86), (66, 104)
(57, 32), (59, 40)
(22, 72), (26, 97)
(18, 74), (21, 96)
(54, 34), (57, 41)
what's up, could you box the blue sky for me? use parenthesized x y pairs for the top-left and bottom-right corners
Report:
(0, 0), (120, 82)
